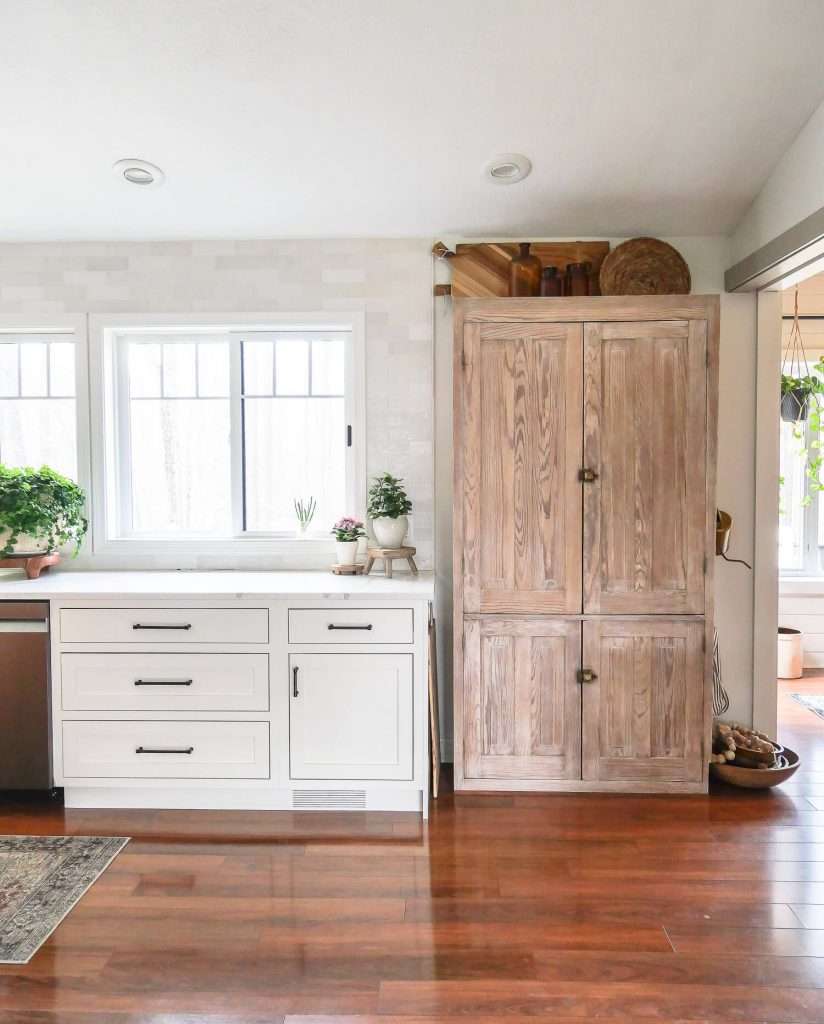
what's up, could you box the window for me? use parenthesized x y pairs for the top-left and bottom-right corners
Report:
(94, 316), (363, 549)
(0, 332), (79, 480)
(780, 351), (824, 575)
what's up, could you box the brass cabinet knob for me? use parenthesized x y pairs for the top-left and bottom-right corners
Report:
(577, 668), (598, 683)
(579, 468), (599, 483)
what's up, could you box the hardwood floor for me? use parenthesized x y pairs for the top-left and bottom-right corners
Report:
(3, 692), (824, 1023)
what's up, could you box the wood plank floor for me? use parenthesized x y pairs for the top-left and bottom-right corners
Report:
(2, 682), (824, 1023)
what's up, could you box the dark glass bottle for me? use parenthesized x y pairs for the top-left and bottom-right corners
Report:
(565, 262), (589, 296)
(509, 242), (542, 297)
(540, 266), (562, 296)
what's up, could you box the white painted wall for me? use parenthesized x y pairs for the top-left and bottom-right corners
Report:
(0, 238), (434, 570)
(731, 97), (824, 262)
(434, 236), (758, 757)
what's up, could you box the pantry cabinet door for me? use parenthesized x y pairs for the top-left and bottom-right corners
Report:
(459, 321), (583, 614)
(582, 619), (705, 785)
(583, 320), (707, 614)
(463, 617), (581, 782)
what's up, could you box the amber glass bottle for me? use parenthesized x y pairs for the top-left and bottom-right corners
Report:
(509, 242), (542, 296)
(540, 266), (562, 296)
(565, 262), (589, 296)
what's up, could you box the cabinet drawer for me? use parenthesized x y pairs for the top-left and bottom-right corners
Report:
(61, 653), (269, 712)
(288, 608), (413, 644)
(62, 721), (270, 779)
(60, 608), (268, 645)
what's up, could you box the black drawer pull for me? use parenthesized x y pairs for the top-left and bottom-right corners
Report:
(293, 665), (300, 698)
(135, 746), (194, 755)
(327, 623), (373, 631)
(132, 623), (193, 631)
(134, 679), (193, 687)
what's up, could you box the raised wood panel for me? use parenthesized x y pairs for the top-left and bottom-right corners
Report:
(460, 321), (582, 614)
(582, 619), (704, 785)
(463, 617), (581, 782)
(583, 319), (707, 614)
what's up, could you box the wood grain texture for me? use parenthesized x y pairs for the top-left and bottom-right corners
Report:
(463, 618), (581, 782)
(1, 700), (822, 1024)
(582, 618), (704, 785)
(459, 321), (582, 614)
(583, 319), (706, 614)
(448, 242), (610, 298)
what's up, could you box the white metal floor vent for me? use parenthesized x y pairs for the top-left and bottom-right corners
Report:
(292, 789), (367, 810)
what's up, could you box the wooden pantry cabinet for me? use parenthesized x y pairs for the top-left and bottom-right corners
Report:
(453, 296), (719, 793)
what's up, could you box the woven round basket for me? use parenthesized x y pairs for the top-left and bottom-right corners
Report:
(599, 237), (691, 296)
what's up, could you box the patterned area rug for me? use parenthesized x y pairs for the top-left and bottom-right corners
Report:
(791, 693), (824, 721)
(0, 835), (128, 963)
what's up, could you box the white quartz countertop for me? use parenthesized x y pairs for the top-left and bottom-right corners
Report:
(0, 569), (434, 601)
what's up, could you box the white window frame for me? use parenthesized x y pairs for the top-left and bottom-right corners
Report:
(0, 314), (91, 501)
(88, 312), (366, 559)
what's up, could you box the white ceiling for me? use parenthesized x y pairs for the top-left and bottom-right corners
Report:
(3, 0), (824, 241)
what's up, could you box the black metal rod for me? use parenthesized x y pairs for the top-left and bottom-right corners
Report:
(134, 679), (193, 687)
(135, 746), (194, 754)
(132, 623), (192, 630)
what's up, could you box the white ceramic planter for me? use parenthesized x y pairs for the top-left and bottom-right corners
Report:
(335, 540), (359, 565)
(372, 515), (408, 549)
(0, 528), (50, 556)
(778, 626), (803, 679)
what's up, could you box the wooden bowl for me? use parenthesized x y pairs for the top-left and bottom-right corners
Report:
(710, 747), (800, 789)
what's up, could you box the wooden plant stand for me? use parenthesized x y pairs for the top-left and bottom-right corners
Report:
(0, 552), (60, 579)
(330, 562), (365, 576)
(364, 546), (418, 578)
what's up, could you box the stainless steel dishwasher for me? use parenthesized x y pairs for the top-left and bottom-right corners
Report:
(0, 601), (52, 789)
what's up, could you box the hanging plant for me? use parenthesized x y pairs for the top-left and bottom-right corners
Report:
(781, 288), (824, 506)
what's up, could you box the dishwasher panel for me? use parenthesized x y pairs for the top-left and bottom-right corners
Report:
(0, 601), (51, 789)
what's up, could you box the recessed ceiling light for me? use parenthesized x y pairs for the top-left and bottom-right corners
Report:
(113, 158), (165, 188)
(484, 153), (532, 184)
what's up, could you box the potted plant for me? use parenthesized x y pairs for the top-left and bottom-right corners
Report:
(293, 496), (317, 536)
(331, 516), (365, 565)
(781, 371), (823, 423)
(0, 465), (88, 559)
(367, 472), (412, 548)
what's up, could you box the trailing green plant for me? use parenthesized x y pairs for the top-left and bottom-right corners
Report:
(781, 371), (824, 399)
(366, 473), (412, 520)
(0, 465), (88, 557)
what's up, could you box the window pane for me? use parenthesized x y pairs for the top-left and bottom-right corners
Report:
(128, 343), (162, 398)
(243, 396), (344, 532)
(49, 342), (75, 397)
(197, 342), (229, 397)
(275, 338), (309, 395)
(311, 338), (345, 395)
(129, 398), (231, 533)
(20, 343), (48, 397)
(0, 398), (77, 479)
(242, 341), (273, 396)
(162, 343), (197, 398)
(0, 345), (18, 397)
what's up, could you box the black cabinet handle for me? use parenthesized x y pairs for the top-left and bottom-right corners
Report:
(134, 679), (193, 687)
(327, 623), (373, 631)
(293, 665), (300, 698)
(577, 669), (598, 683)
(135, 746), (194, 754)
(579, 468), (599, 483)
(132, 623), (192, 631)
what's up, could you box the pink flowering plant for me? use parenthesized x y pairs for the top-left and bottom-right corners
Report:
(331, 517), (365, 542)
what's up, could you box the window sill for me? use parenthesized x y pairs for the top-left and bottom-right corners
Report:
(780, 576), (824, 595)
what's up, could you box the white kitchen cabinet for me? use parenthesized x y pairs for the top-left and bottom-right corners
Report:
(289, 653), (414, 780)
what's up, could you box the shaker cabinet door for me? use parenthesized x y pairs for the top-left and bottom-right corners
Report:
(462, 617), (581, 782)
(459, 321), (583, 614)
(583, 320), (707, 614)
(582, 619), (705, 785)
